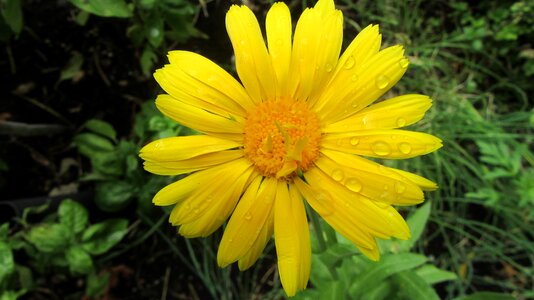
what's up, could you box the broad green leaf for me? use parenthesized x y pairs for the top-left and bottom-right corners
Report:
(416, 264), (457, 285)
(15, 265), (33, 291)
(397, 201), (431, 252)
(0, 223), (8, 240)
(349, 253), (427, 296)
(84, 119), (117, 141)
(454, 292), (515, 300)
(85, 271), (110, 298)
(91, 151), (124, 177)
(58, 51), (84, 82)
(0, 0), (23, 34)
(360, 281), (393, 300)
(0, 241), (15, 284)
(94, 181), (134, 212)
(74, 133), (115, 157)
(68, 0), (132, 18)
(140, 46), (157, 76)
(0, 289), (27, 300)
(81, 219), (128, 255)
(59, 199), (89, 235)
(26, 224), (70, 253)
(66, 246), (93, 275)
(391, 270), (440, 300)
(318, 281), (346, 300)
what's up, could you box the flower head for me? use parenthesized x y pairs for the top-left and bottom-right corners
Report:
(140, 0), (442, 296)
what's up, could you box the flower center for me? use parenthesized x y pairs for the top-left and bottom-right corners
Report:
(243, 99), (321, 178)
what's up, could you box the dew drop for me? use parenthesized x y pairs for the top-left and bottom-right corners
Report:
(351, 100), (359, 108)
(371, 141), (391, 156)
(351, 74), (359, 82)
(344, 56), (355, 69)
(399, 142), (412, 154)
(350, 137), (360, 146)
(331, 169), (344, 181)
(150, 28), (160, 38)
(345, 178), (362, 192)
(399, 57), (409, 69)
(375, 75), (390, 89)
(240, 39), (246, 45)
(276, 39), (283, 45)
(244, 213), (252, 221)
(325, 63), (333, 73)
(384, 185), (389, 190)
(228, 238), (233, 243)
(394, 182), (406, 194)
(396, 117), (407, 127)
(315, 190), (334, 216)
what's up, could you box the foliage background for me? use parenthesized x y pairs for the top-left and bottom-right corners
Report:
(0, 0), (533, 299)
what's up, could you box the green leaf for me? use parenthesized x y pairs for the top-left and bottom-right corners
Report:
(454, 292), (515, 300)
(84, 119), (117, 141)
(58, 51), (84, 82)
(360, 281), (393, 300)
(91, 151), (124, 177)
(0, 241), (15, 284)
(68, 0), (132, 18)
(15, 265), (33, 291)
(391, 270), (440, 300)
(416, 264), (457, 285)
(349, 253), (427, 296)
(398, 201), (431, 252)
(81, 219), (128, 255)
(140, 46), (157, 76)
(26, 223), (70, 253)
(85, 271), (110, 298)
(0, 223), (8, 240)
(74, 133), (115, 157)
(58, 199), (89, 235)
(0, 0), (23, 34)
(94, 181), (134, 212)
(145, 13), (164, 48)
(0, 289), (27, 300)
(66, 246), (93, 275)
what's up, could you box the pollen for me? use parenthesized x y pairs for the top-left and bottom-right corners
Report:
(243, 99), (322, 178)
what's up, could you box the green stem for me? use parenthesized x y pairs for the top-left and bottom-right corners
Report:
(308, 207), (327, 253)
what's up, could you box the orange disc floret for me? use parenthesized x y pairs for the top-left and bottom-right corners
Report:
(243, 99), (321, 178)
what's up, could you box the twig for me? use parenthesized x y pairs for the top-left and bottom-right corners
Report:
(161, 266), (171, 300)
(0, 121), (68, 136)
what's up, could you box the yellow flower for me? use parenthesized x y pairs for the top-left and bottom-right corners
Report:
(139, 0), (442, 296)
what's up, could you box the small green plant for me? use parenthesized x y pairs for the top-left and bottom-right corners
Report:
(0, 199), (129, 299)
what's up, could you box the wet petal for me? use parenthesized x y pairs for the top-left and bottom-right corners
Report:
(324, 94), (432, 133)
(322, 129), (443, 159)
(274, 181), (311, 296)
(266, 2), (292, 96)
(143, 150), (243, 176)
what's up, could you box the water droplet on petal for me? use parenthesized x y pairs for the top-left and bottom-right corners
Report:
(193, 208), (199, 214)
(399, 142), (412, 154)
(384, 185), (389, 190)
(395, 182), (406, 194)
(351, 100), (359, 108)
(346, 178), (362, 192)
(371, 141), (391, 156)
(315, 190), (334, 216)
(344, 56), (355, 69)
(351, 74), (359, 82)
(228, 238), (233, 243)
(399, 57), (409, 69)
(240, 39), (246, 45)
(325, 63), (333, 73)
(350, 137), (359, 146)
(375, 75), (390, 89)
(396, 117), (407, 127)
(332, 169), (344, 181)
(244, 213), (252, 221)
(276, 39), (283, 45)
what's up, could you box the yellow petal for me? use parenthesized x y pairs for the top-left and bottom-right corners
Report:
(166, 51), (254, 112)
(274, 181), (311, 297)
(152, 158), (243, 206)
(266, 2), (292, 96)
(324, 94), (432, 133)
(177, 164), (257, 237)
(143, 150), (243, 176)
(218, 177), (277, 267)
(226, 5), (277, 103)
(294, 176), (376, 249)
(317, 150), (424, 205)
(322, 130), (443, 159)
(139, 135), (240, 162)
(238, 209), (274, 271)
(301, 167), (409, 241)
(155, 94), (243, 137)
(357, 243), (380, 261)
(318, 45), (408, 124)
(390, 168), (438, 191)
(289, 4), (343, 102)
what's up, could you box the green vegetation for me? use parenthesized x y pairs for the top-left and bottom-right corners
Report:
(1, 0), (533, 299)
